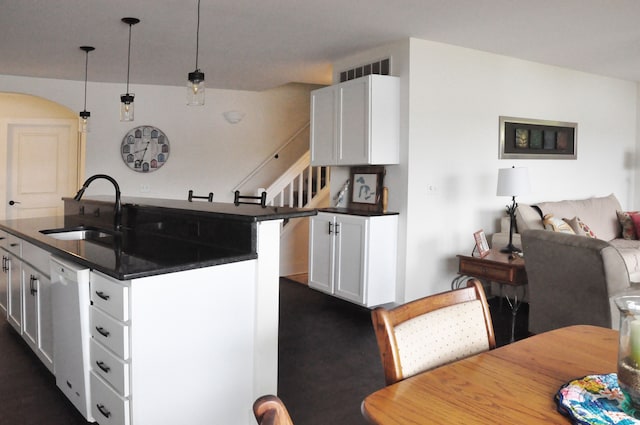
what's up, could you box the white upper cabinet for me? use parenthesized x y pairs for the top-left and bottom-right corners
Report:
(310, 75), (400, 166)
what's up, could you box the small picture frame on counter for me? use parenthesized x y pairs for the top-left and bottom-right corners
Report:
(473, 229), (490, 257)
(349, 165), (385, 212)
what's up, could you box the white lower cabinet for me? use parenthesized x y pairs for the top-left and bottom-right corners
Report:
(22, 262), (54, 369)
(0, 235), (53, 371)
(88, 259), (257, 425)
(309, 212), (397, 307)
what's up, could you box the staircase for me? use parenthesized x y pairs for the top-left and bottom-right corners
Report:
(264, 151), (329, 209)
(232, 122), (330, 276)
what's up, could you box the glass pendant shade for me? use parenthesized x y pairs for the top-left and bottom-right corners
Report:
(120, 94), (135, 122)
(79, 110), (91, 133)
(187, 70), (205, 105)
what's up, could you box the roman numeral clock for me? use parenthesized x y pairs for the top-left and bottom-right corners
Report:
(121, 125), (170, 172)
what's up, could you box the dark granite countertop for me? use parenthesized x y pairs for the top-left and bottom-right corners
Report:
(72, 196), (316, 222)
(318, 207), (399, 217)
(0, 199), (316, 280)
(0, 216), (255, 280)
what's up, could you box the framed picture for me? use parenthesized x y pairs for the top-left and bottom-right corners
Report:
(350, 166), (385, 212)
(473, 229), (490, 257)
(499, 116), (577, 159)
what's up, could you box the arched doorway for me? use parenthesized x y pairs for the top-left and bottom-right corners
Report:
(0, 93), (83, 220)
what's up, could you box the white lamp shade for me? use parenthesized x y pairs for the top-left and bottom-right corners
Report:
(497, 167), (531, 197)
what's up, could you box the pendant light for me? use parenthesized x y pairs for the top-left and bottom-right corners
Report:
(120, 17), (140, 121)
(79, 46), (95, 133)
(187, 0), (205, 106)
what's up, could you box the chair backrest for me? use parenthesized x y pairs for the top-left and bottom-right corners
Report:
(371, 279), (496, 386)
(253, 395), (294, 425)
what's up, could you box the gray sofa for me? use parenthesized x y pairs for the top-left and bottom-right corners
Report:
(514, 194), (640, 333)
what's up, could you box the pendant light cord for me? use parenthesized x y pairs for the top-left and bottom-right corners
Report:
(83, 51), (89, 110)
(195, 0), (201, 70)
(126, 22), (133, 94)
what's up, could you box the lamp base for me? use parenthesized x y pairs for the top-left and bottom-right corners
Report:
(500, 244), (522, 254)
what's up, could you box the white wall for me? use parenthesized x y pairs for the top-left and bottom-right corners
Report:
(0, 75), (316, 202)
(335, 38), (638, 303)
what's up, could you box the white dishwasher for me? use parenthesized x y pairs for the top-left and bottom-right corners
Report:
(50, 256), (94, 422)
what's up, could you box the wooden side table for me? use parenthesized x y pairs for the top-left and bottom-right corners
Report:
(453, 249), (527, 342)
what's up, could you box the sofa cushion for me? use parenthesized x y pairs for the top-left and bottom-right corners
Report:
(543, 214), (575, 234)
(533, 194), (622, 241)
(616, 210), (640, 240)
(563, 216), (597, 238)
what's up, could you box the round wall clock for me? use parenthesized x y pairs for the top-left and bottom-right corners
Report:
(121, 125), (170, 172)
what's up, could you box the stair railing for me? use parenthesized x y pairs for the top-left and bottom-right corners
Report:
(232, 121), (310, 194)
(264, 151), (329, 209)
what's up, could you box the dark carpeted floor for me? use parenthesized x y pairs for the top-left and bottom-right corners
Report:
(0, 278), (529, 425)
(277, 277), (530, 425)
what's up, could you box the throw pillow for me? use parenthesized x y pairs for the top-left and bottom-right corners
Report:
(563, 216), (597, 238)
(617, 210), (640, 240)
(543, 214), (575, 234)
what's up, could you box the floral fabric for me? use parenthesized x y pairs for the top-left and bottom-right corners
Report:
(556, 373), (640, 424)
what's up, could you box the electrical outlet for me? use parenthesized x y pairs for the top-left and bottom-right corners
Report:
(140, 184), (150, 193)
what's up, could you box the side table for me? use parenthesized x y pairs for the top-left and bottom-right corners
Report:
(452, 249), (527, 342)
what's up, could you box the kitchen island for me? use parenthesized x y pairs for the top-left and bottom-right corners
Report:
(0, 196), (315, 425)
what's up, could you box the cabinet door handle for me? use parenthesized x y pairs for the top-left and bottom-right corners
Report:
(335, 223), (340, 234)
(328, 222), (333, 234)
(95, 291), (110, 301)
(95, 326), (110, 338)
(9, 243), (18, 247)
(30, 275), (37, 296)
(96, 404), (112, 418)
(96, 361), (111, 373)
(1, 256), (6, 272)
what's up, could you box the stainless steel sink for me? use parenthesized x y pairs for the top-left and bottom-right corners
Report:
(40, 226), (113, 241)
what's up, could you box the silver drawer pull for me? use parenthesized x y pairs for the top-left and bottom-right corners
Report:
(96, 361), (111, 373)
(95, 291), (110, 301)
(96, 404), (111, 418)
(95, 326), (110, 337)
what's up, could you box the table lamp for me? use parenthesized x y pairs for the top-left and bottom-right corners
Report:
(497, 166), (531, 253)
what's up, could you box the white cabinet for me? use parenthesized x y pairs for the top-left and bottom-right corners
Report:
(5, 234), (23, 333)
(309, 212), (397, 307)
(88, 260), (258, 425)
(0, 230), (8, 314)
(22, 261), (54, 368)
(310, 75), (400, 166)
(0, 234), (53, 371)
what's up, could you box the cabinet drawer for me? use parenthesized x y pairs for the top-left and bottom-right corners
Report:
(90, 339), (130, 396)
(90, 306), (130, 360)
(5, 234), (22, 256)
(91, 272), (129, 321)
(459, 260), (514, 283)
(90, 372), (130, 425)
(22, 241), (50, 276)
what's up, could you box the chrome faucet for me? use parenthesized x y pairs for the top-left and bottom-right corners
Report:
(74, 174), (122, 230)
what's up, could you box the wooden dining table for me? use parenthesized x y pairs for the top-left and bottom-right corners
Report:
(362, 325), (618, 424)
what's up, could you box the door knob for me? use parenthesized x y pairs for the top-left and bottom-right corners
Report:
(8, 200), (20, 205)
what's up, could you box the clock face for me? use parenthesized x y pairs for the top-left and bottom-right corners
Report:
(121, 126), (170, 172)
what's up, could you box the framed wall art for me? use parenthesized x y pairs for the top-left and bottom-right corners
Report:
(350, 165), (385, 212)
(499, 116), (577, 160)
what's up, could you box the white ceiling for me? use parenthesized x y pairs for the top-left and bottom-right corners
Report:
(2, 0), (640, 91)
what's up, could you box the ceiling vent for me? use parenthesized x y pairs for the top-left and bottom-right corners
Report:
(339, 58), (390, 82)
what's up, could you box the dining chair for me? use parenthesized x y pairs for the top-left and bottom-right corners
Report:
(253, 394), (294, 425)
(371, 279), (496, 386)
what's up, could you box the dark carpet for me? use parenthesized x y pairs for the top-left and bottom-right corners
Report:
(0, 278), (529, 425)
(277, 278), (530, 425)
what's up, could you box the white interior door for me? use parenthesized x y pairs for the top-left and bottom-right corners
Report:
(6, 120), (77, 219)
